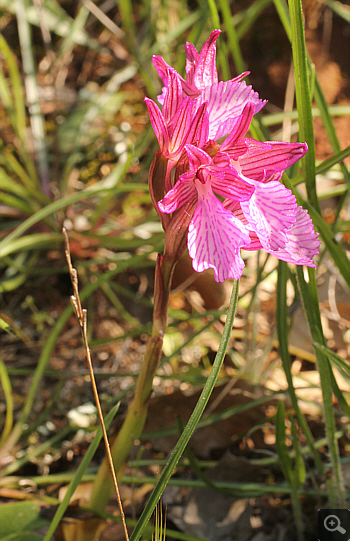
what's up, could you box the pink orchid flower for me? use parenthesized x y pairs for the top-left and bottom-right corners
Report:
(158, 145), (254, 282)
(146, 31), (320, 282)
(153, 31), (267, 140)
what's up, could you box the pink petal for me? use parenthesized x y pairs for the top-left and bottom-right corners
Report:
(188, 182), (250, 282)
(196, 80), (266, 139)
(211, 167), (254, 202)
(162, 70), (183, 124)
(187, 103), (209, 149)
(185, 144), (212, 170)
(220, 103), (255, 150)
(145, 98), (169, 152)
(158, 176), (197, 214)
(268, 207), (320, 266)
(231, 71), (250, 83)
(193, 30), (221, 90)
(167, 97), (193, 157)
(241, 180), (297, 251)
(185, 42), (199, 85)
(152, 55), (174, 86)
(240, 140), (308, 181)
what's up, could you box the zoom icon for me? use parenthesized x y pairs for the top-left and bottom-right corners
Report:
(318, 509), (350, 540)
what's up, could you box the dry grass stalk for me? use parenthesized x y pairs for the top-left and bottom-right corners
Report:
(63, 227), (129, 541)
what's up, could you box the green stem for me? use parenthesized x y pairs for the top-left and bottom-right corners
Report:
(130, 280), (239, 541)
(89, 254), (176, 512)
(296, 266), (345, 506)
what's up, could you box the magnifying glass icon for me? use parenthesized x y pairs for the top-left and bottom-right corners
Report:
(324, 515), (346, 534)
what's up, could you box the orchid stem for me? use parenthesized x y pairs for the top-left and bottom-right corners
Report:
(89, 253), (176, 513)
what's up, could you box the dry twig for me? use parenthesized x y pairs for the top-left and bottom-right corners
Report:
(63, 227), (129, 541)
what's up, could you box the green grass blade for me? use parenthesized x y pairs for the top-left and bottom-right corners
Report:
(292, 146), (350, 186)
(0, 233), (63, 258)
(0, 358), (13, 447)
(297, 266), (345, 505)
(15, 0), (50, 194)
(289, 0), (319, 211)
(206, 0), (230, 79)
(314, 78), (350, 189)
(0, 34), (26, 140)
(274, 0), (350, 190)
(0, 161), (137, 252)
(218, 0), (246, 74)
(42, 404), (120, 541)
(281, 173), (350, 288)
(275, 401), (292, 484)
(129, 280), (240, 541)
(313, 342), (350, 376)
(326, 0), (350, 24)
(276, 261), (323, 474)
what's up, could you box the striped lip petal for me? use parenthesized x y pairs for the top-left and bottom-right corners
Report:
(197, 80), (266, 139)
(240, 180), (297, 251)
(267, 206), (320, 266)
(193, 29), (221, 90)
(240, 140), (308, 180)
(188, 181), (250, 282)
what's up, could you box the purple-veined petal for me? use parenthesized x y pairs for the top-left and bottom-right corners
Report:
(231, 71), (250, 83)
(188, 181), (250, 282)
(242, 232), (263, 251)
(185, 42), (199, 85)
(240, 140), (308, 181)
(145, 98), (169, 152)
(187, 103), (209, 149)
(211, 168), (254, 202)
(167, 97), (193, 156)
(241, 180), (297, 251)
(152, 55), (174, 86)
(196, 80), (266, 139)
(220, 103), (255, 150)
(162, 70), (184, 124)
(193, 30), (221, 90)
(212, 151), (231, 168)
(267, 206), (320, 266)
(185, 144), (212, 170)
(158, 176), (197, 214)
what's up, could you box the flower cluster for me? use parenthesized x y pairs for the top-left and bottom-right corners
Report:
(146, 30), (320, 282)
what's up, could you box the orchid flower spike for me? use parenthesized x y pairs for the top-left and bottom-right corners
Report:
(146, 31), (320, 282)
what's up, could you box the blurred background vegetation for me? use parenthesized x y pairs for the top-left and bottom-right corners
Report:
(0, 0), (349, 540)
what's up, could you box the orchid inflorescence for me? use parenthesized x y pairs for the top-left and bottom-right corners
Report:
(145, 30), (320, 282)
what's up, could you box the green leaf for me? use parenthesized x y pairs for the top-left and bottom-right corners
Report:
(0, 501), (47, 538)
(289, 0), (319, 211)
(276, 261), (323, 474)
(0, 357), (13, 445)
(289, 415), (306, 488)
(275, 401), (293, 484)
